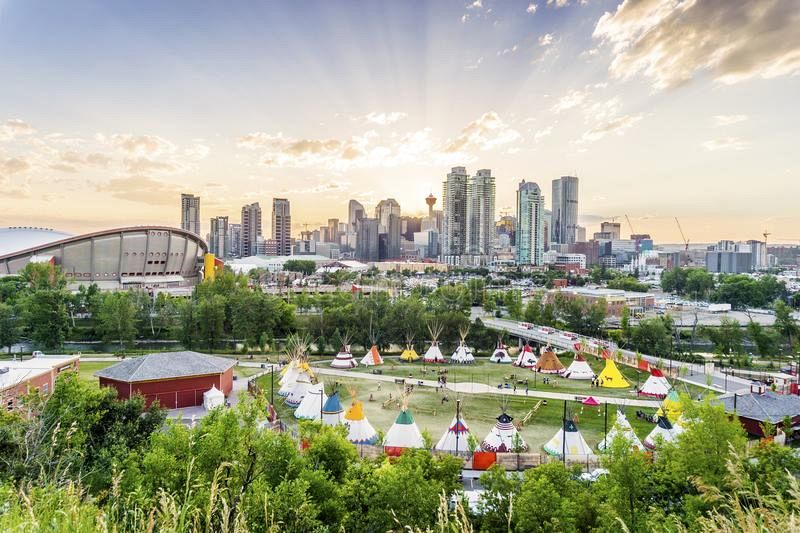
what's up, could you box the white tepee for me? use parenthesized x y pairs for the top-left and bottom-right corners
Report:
(489, 340), (512, 363)
(598, 410), (644, 451)
(564, 353), (595, 380)
(361, 345), (384, 366)
(384, 407), (425, 455)
(294, 382), (327, 420)
(639, 368), (671, 398)
(481, 413), (527, 452)
(434, 414), (472, 453)
(423, 321), (447, 363)
(513, 343), (537, 368)
(543, 419), (593, 457)
(643, 416), (681, 449)
(331, 342), (358, 369)
(450, 326), (475, 364)
(285, 373), (313, 408)
(344, 399), (377, 444)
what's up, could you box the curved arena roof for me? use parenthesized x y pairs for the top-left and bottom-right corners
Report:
(0, 227), (74, 256)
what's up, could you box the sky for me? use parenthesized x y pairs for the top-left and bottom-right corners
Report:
(0, 0), (799, 244)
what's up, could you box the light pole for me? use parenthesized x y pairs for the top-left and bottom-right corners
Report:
(455, 398), (461, 455)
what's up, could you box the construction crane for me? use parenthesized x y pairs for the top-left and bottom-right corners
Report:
(675, 217), (689, 251)
(763, 230), (771, 247)
(625, 214), (636, 236)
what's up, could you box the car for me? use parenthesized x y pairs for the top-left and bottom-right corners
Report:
(577, 468), (609, 483)
(32, 350), (44, 358)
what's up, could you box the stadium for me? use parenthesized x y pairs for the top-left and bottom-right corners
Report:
(0, 226), (207, 290)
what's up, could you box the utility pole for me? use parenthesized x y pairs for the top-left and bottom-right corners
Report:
(455, 398), (461, 455)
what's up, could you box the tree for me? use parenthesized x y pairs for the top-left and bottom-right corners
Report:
(504, 289), (523, 320)
(746, 320), (776, 358)
(0, 302), (20, 354)
(601, 436), (650, 532)
(283, 259), (316, 276)
(96, 291), (138, 349)
(20, 289), (70, 350)
(629, 316), (673, 357)
(773, 299), (798, 351)
(196, 295), (226, 349)
(700, 318), (743, 358)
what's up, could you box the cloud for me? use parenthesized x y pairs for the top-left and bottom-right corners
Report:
(60, 151), (112, 167)
(0, 119), (35, 141)
(48, 163), (78, 173)
(464, 56), (484, 70)
(362, 112), (408, 125)
(547, 0), (570, 7)
(534, 126), (553, 142)
(498, 44), (520, 56)
(282, 180), (352, 195)
(123, 157), (181, 175)
(445, 112), (521, 153)
(578, 113), (643, 144)
(702, 137), (749, 151)
(527, 3), (538, 14)
(713, 114), (748, 126)
(108, 134), (176, 156)
(97, 175), (183, 205)
(466, 0), (482, 9)
(538, 33), (554, 46)
(461, 13), (470, 23)
(0, 157), (31, 176)
(593, 0), (800, 89)
(551, 89), (589, 113)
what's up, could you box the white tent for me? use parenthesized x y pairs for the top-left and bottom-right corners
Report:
(331, 344), (358, 369)
(639, 368), (671, 398)
(643, 416), (681, 449)
(564, 353), (595, 380)
(543, 419), (593, 457)
(435, 414), (472, 453)
(321, 391), (346, 426)
(489, 342), (512, 364)
(513, 344), (537, 368)
(278, 361), (300, 396)
(481, 413), (528, 452)
(423, 322), (447, 363)
(344, 400), (378, 444)
(450, 343), (475, 364)
(285, 373), (312, 408)
(203, 385), (225, 410)
(384, 408), (425, 455)
(598, 410), (644, 451)
(360, 345), (384, 366)
(294, 382), (327, 420)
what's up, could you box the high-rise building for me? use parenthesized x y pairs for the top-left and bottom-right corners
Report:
(386, 213), (402, 259)
(241, 202), (262, 257)
(327, 218), (339, 244)
(466, 169), (496, 259)
(271, 198), (291, 256)
(441, 166), (469, 262)
(375, 199), (401, 233)
(496, 215), (517, 246)
(356, 218), (379, 262)
(600, 221), (621, 240)
(551, 176), (579, 245)
(180, 194), (201, 236)
(576, 225), (586, 243)
(209, 216), (229, 258)
(516, 180), (545, 266)
(348, 200), (365, 229)
(228, 223), (242, 258)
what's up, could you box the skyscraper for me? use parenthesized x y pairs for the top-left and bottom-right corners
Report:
(356, 218), (379, 262)
(348, 200), (365, 229)
(466, 169), (496, 258)
(209, 216), (229, 257)
(180, 194), (200, 236)
(517, 180), (545, 266)
(441, 166), (468, 262)
(228, 223), (242, 258)
(241, 202), (262, 257)
(375, 198), (401, 233)
(271, 198), (291, 256)
(550, 176), (579, 245)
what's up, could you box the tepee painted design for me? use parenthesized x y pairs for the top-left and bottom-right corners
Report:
(597, 358), (630, 388)
(656, 390), (683, 422)
(435, 413), (472, 453)
(294, 382), (327, 420)
(384, 399), (425, 456)
(513, 342), (538, 368)
(278, 336), (313, 396)
(534, 348), (565, 374)
(489, 337), (512, 364)
(564, 353), (594, 380)
(450, 325), (475, 364)
(481, 412), (528, 452)
(361, 318), (384, 366)
(331, 331), (358, 369)
(321, 390), (346, 426)
(344, 399), (378, 444)
(543, 419), (593, 457)
(639, 368), (671, 398)
(285, 372), (312, 408)
(598, 410), (644, 451)
(400, 332), (420, 362)
(423, 321), (447, 363)
(643, 415), (681, 449)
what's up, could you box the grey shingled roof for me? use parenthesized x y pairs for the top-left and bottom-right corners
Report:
(95, 351), (235, 383)
(716, 391), (800, 424)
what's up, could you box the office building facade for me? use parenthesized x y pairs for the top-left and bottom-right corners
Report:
(466, 169), (496, 259)
(271, 198), (291, 256)
(516, 180), (545, 266)
(241, 202), (262, 257)
(441, 166), (469, 262)
(208, 216), (229, 258)
(551, 176), (579, 245)
(180, 194), (201, 236)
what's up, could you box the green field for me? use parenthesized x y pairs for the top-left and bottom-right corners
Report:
(255, 370), (665, 453)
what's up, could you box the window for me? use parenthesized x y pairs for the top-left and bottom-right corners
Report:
(6, 399), (13, 411)
(42, 383), (49, 394)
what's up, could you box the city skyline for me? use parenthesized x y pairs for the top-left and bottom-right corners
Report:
(1, 1), (798, 243)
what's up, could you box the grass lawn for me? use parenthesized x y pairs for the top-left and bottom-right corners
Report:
(255, 370), (665, 454)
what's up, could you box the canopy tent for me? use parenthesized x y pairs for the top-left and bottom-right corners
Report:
(295, 382), (327, 420)
(656, 390), (683, 422)
(534, 349), (566, 374)
(543, 419), (593, 457)
(513, 343), (538, 368)
(481, 413), (528, 452)
(644, 415), (682, 449)
(321, 391), (346, 426)
(598, 410), (644, 452)
(203, 385), (225, 410)
(384, 408), (425, 456)
(435, 414), (472, 453)
(285, 373), (313, 408)
(344, 400), (377, 444)
(360, 345), (384, 366)
(331, 344), (358, 369)
(639, 368), (671, 398)
(489, 342), (512, 364)
(564, 353), (594, 380)
(582, 396), (599, 406)
(597, 358), (631, 388)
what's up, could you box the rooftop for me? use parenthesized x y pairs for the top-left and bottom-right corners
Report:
(0, 355), (78, 391)
(0, 227), (73, 256)
(716, 391), (800, 424)
(95, 351), (236, 383)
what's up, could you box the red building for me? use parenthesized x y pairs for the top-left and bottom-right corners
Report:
(1, 355), (79, 411)
(716, 390), (800, 437)
(95, 351), (235, 409)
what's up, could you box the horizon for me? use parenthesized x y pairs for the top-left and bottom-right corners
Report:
(1, 0), (798, 243)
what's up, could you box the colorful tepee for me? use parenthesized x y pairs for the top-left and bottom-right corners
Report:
(564, 353), (594, 380)
(344, 399), (377, 444)
(513, 343), (538, 368)
(643, 415), (681, 449)
(543, 419), (593, 457)
(285, 372), (313, 408)
(481, 412), (528, 452)
(294, 382), (327, 420)
(400, 333), (420, 362)
(450, 325), (475, 364)
(598, 410), (644, 451)
(656, 390), (683, 422)
(361, 345), (384, 366)
(435, 413), (472, 453)
(639, 368), (671, 398)
(423, 321), (447, 363)
(597, 358), (630, 388)
(489, 339), (512, 364)
(321, 390), (346, 426)
(331, 332), (358, 369)
(534, 348), (566, 374)
(384, 403), (425, 456)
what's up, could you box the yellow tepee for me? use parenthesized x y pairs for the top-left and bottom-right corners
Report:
(597, 358), (630, 388)
(656, 390), (683, 422)
(400, 344), (419, 362)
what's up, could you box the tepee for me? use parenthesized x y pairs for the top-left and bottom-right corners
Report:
(639, 367), (671, 398)
(534, 348), (566, 374)
(597, 358), (630, 388)
(450, 325), (475, 364)
(400, 332), (420, 362)
(435, 412), (472, 453)
(321, 390), (346, 426)
(513, 342), (538, 368)
(384, 401), (425, 456)
(481, 412), (528, 452)
(543, 419), (593, 457)
(564, 353), (594, 380)
(598, 410), (644, 451)
(344, 399), (378, 444)
(423, 321), (447, 363)
(656, 390), (683, 422)
(294, 382), (327, 420)
(361, 344), (384, 366)
(285, 372), (313, 408)
(643, 415), (680, 449)
(331, 332), (358, 369)
(489, 338), (512, 364)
